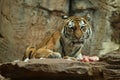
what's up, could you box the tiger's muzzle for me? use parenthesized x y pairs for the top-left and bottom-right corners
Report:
(72, 38), (84, 44)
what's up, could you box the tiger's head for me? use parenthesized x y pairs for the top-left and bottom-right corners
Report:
(61, 15), (92, 45)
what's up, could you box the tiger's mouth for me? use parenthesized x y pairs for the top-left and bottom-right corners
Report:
(72, 39), (84, 44)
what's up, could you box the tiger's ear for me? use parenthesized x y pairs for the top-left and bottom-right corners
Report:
(61, 15), (69, 19)
(84, 14), (91, 21)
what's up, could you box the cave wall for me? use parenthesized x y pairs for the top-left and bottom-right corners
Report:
(0, 0), (120, 62)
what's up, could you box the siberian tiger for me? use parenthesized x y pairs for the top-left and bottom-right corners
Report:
(22, 14), (92, 61)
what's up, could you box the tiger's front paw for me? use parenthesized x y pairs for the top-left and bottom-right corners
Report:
(63, 56), (77, 61)
(48, 52), (62, 58)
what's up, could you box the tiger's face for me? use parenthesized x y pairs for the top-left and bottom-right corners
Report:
(62, 16), (92, 44)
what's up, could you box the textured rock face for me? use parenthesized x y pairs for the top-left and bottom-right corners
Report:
(72, 0), (120, 56)
(0, 49), (120, 80)
(0, 59), (105, 80)
(0, 0), (120, 62)
(0, 0), (68, 62)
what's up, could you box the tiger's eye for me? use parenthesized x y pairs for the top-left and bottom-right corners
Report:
(68, 21), (74, 29)
(80, 25), (85, 29)
(79, 20), (87, 31)
(81, 26), (86, 31)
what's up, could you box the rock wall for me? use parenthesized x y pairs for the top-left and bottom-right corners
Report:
(0, 0), (68, 62)
(71, 0), (120, 56)
(0, 0), (120, 62)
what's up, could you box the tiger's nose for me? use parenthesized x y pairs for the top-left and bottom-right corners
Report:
(75, 30), (83, 39)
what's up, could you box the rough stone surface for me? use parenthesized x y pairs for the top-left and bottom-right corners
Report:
(72, 0), (120, 56)
(0, 0), (120, 62)
(0, 49), (120, 80)
(0, 59), (104, 80)
(0, 0), (68, 62)
(101, 49), (120, 80)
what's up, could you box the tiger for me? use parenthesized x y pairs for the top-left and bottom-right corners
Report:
(22, 14), (92, 61)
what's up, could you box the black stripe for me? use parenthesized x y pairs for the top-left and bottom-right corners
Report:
(29, 51), (32, 59)
(60, 37), (66, 57)
(71, 47), (81, 57)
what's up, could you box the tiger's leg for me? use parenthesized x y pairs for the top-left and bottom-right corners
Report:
(22, 47), (36, 62)
(34, 48), (62, 58)
(63, 56), (77, 61)
(63, 54), (82, 61)
(48, 52), (62, 58)
(75, 45), (83, 60)
(76, 53), (82, 59)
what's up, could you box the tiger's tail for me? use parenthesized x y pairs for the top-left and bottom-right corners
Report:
(22, 47), (36, 61)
